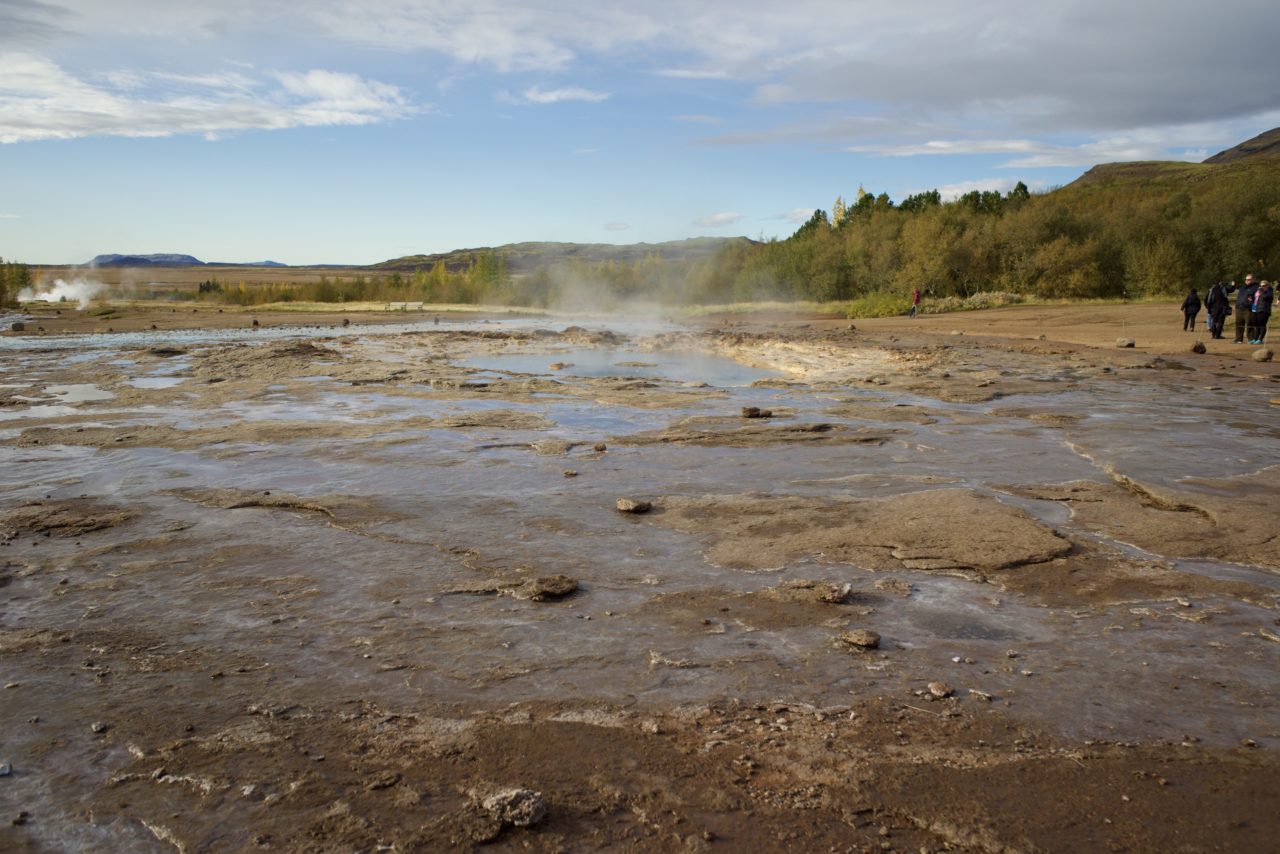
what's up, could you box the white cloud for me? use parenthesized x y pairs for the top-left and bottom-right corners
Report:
(0, 53), (414, 143)
(0, 212), (20, 219)
(520, 85), (610, 104)
(929, 178), (1044, 201)
(694, 212), (743, 228)
(604, 222), (629, 231)
(777, 208), (817, 223)
(14, 2), (1280, 166)
(656, 68), (731, 80)
(850, 133), (1225, 169)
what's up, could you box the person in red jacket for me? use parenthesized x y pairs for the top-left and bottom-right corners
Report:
(909, 287), (921, 318)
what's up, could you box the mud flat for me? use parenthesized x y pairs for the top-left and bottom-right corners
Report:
(1, 311), (1278, 851)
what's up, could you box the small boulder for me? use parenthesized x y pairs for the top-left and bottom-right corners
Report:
(616, 498), (652, 514)
(927, 681), (953, 699)
(741, 406), (773, 419)
(1116, 338), (1135, 348)
(482, 788), (547, 828)
(1252, 348), (1273, 363)
(1190, 341), (1207, 354)
(837, 629), (881, 650)
(10, 322), (25, 332)
(514, 575), (578, 601)
(593, 442), (607, 452)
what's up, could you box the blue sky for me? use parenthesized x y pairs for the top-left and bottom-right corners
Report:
(2, 0), (1278, 265)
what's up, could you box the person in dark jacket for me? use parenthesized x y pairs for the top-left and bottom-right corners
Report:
(1248, 280), (1274, 344)
(1204, 281), (1230, 339)
(1180, 288), (1201, 331)
(1234, 274), (1258, 343)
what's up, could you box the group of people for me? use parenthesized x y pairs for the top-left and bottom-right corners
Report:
(1181, 274), (1275, 344)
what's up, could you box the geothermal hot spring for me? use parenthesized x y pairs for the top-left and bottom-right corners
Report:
(0, 314), (1277, 848)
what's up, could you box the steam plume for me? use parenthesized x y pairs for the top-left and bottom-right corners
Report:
(19, 277), (107, 309)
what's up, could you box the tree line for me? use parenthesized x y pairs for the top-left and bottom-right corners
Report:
(10, 161), (1278, 314)
(0, 257), (33, 307)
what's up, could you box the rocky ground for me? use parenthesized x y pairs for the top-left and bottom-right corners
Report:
(1, 303), (1278, 852)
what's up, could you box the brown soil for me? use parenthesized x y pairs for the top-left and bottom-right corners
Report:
(2, 304), (1278, 852)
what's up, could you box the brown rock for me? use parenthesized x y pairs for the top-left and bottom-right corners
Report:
(1191, 341), (1207, 354)
(514, 575), (578, 601)
(616, 498), (652, 514)
(837, 629), (881, 650)
(927, 681), (954, 699)
(1116, 338), (1135, 348)
(481, 788), (547, 828)
(1252, 348), (1273, 362)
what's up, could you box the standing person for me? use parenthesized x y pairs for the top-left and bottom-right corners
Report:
(1205, 281), (1230, 339)
(1233, 274), (1258, 343)
(1249, 280), (1274, 344)
(909, 286), (921, 318)
(1180, 287), (1201, 331)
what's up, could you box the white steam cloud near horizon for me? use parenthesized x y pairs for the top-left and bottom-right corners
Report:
(19, 276), (107, 308)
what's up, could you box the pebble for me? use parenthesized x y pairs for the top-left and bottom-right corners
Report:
(1116, 337), (1136, 348)
(90, 721), (108, 734)
(927, 681), (953, 699)
(0, 763), (11, 777)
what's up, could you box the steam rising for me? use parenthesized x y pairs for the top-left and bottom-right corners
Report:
(19, 277), (107, 309)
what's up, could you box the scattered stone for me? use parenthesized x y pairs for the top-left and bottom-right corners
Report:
(365, 771), (401, 791)
(649, 650), (701, 668)
(616, 498), (652, 514)
(927, 681), (953, 699)
(90, 721), (108, 734)
(514, 575), (578, 601)
(1251, 348), (1273, 363)
(10, 322), (24, 332)
(1116, 338), (1136, 348)
(593, 442), (607, 452)
(741, 407), (773, 419)
(873, 578), (914, 597)
(1259, 626), (1280, 644)
(0, 763), (11, 777)
(837, 629), (881, 650)
(563, 469), (578, 477)
(446, 574), (578, 602)
(969, 689), (993, 702)
(1191, 341), (1207, 354)
(481, 788), (547, 828)
(251, 318), (260, 327)
(776, 578), (852, 604)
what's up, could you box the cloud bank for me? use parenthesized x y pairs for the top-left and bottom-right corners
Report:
(0, 53), (413, 143)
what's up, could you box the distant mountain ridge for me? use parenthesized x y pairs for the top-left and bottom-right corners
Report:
(373, 237), (750, 273)
(91, 253), (204, 267)
(88, 254), (288, 268)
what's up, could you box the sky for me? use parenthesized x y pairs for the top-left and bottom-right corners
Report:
(2, 0), (1278, 266)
